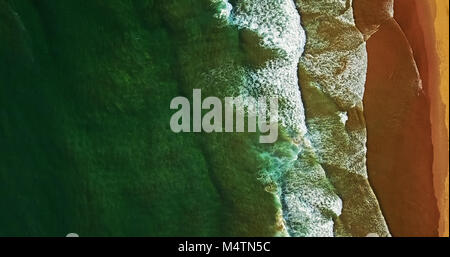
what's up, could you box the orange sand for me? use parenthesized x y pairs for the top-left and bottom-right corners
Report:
(394, 0), (449, 237)
(433, 0), (449, 237)
(354, 0), (443, 236)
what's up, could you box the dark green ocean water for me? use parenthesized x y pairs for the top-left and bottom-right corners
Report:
(0, 0), (285, 236)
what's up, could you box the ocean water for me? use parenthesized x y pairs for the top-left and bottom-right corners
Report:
(1, 0), (229, 236)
